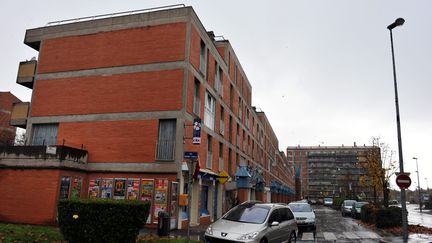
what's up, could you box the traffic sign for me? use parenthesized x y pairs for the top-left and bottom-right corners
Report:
(396, 174), (412, 189)
(217, 170), (229, 184)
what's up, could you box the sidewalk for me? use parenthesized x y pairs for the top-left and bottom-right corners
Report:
(139, 223), (209, 242)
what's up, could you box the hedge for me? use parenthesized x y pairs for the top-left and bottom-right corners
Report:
(58, 198), (150, 243)
(375, 206), (402, 228)
(360, 204), (377, 224)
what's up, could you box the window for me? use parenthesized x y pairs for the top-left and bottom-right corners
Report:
(215, 65), (223, 97)
(228, 148), (232, 175)
(238, 98), (242, 120)
(207, 135), (213, 169)
(204, 91), (216, 130)
(193, 79), (201, 116)
(234, 65), (237, 84)
(200, 40), (207, 75)
(156, 119), (176, 161)
(229, 84), (234, 109)
(31, 123), (58, 145)
(59, 176), (71, 199)
(268, 209), (280, 223)
(219, 142), (224, 171)
(220, 106), (224, 135)
(200, 185), (209, 216)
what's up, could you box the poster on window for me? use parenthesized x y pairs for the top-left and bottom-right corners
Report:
(141, 179), (154, 224)
(127, 178), (140, 200)
(59, 176), (71, 199)
(100, 178), (113, 199)
(88, 178), (101, 198)
(114, 178), (126, 199)
(70, 177), (82, 199)
(153, 178), (168, 224)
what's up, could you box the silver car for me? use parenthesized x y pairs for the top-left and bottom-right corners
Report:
(204, 201), (298, 243)
(288, 202), (316, 232)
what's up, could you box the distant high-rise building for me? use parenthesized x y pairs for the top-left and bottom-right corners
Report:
(287, 144), (380, 201)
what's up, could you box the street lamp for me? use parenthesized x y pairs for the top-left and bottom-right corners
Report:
(413, 157), (422, 212)
(387, 17), (408, 241)
(426, 177), (429, 194)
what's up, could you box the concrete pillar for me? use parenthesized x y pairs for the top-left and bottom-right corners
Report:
(255, 191), (265, 202)
(238, 188), (249, 203)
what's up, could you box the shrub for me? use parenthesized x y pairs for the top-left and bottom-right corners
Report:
(360, 204), (377, 224)
(58, 198), (150, 243)
(333, 197), (345, 210)
(375, 206), (402, 228)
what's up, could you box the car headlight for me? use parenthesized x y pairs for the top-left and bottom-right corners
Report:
(237, 231), (259, 240)
(205, 225), (213, 235)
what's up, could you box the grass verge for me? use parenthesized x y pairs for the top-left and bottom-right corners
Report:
(0, 223), (63, 242)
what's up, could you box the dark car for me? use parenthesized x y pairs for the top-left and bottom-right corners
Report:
(351, 202), (368, 219)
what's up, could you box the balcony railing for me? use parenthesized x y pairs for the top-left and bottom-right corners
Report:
(17, 60), (37, 89)
(10, 102), (30, 129)
(0, 145), (88, 164)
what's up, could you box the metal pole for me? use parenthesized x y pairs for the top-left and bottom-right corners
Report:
(413, 157), (422, 212)
(389, 25), (409, 242)
(186, 159), (196, 242)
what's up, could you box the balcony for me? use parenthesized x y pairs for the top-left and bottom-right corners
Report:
(0, 145), (88, 169)
(10, 102), (29, 129)
(16, 60), (37, 89)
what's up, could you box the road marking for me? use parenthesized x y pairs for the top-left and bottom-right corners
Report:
(301, 232), (314, 241)
(343, 232), (360, 239)
(355, 231), (380, 239)
(323, 232), (337, 240)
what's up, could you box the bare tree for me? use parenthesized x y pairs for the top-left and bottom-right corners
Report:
(360, 137), (396, 206)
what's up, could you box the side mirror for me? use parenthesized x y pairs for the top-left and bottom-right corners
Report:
(270, 221), (279, 227)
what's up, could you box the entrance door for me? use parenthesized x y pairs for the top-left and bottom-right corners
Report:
(170, 182), (178, 229)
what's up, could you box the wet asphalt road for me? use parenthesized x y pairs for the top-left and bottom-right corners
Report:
(297, 205), (382, 243)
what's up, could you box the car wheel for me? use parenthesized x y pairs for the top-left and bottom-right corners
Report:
(288, 231), (296, 243)
(341, 211), (345, 217)
(259, 238), (267, 243)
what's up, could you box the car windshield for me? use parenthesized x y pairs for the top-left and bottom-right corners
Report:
(288, 203), (312, 212)
(345, 201), (355, 206)
(223, 204), (270, 224)
(356, 202), (368, 208)
(324, 198), (332, 202)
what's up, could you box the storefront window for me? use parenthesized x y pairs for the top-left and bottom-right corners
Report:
(200, 185), (209, 216)
(59, 176), (71, 199)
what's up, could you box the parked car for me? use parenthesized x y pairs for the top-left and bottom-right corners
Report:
(288, 202), (316, 232)
(341, 200), (356, 217)
(323, 197), (333, 206)
(204, 201), (298, 243)
(309, 199), (317, 205)
(351, 201), (369, 219)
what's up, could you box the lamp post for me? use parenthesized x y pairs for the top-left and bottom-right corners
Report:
(413, 157), (422, 212)
(426, 177), (429, 194)
(387, 17), (408, 241)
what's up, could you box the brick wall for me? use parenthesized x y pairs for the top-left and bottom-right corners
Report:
(0, 169), (60, 225)
(58, 120), (158, 162)
(32, 70), (184, 116)
(38, 23), (186, 73)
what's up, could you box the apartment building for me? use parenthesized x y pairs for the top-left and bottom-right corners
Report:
(0, 5), (295, 228)
(0, 92), (21, 145)
(287, 144), (380, 201)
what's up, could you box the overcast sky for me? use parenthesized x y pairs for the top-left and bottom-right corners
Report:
(2, 0), (431, 190)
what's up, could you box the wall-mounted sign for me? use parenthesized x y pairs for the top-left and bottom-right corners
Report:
(192, 118), (201, 144)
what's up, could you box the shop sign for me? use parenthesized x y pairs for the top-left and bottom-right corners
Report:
(192, 118), (201, 144)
